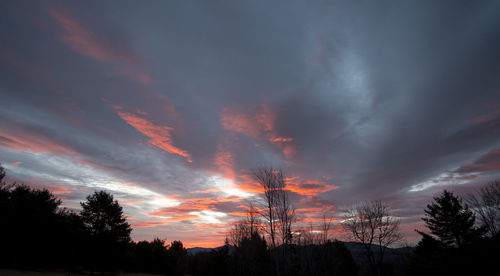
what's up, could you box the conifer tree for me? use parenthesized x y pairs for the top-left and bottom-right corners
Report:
(422, 190), (483, 247)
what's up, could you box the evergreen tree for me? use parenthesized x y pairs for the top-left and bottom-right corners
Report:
(81, 190), (131, 243)
(0, 164), (64, 267)
(81, 190), (131, 270)
(422, 190), (483, 248)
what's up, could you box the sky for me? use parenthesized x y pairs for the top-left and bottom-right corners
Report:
(1, 0), (500, 248)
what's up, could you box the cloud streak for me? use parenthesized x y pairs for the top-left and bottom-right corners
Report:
(116, 111), (192, 162)
(49, 8), (142, 64)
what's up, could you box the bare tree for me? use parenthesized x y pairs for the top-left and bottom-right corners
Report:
(254, 167), (279, 248)
(468, 180), (500, 237)
(343, 200), (402, 276)
(246, 201), (260, 235)
(228, 219), (249, 247)
(254, 167), (295, 248)
(320, 214), (334, 244)
(276, 181), (295, 246)
(228, 203), (262, 247)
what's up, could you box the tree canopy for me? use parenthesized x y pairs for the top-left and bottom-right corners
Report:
(422, 190), (483, 248)
(80, 190), (131, 243)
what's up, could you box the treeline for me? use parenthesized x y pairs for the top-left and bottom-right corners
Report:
(0, 164), (358, 275)
(0, 165), (189, 274)
(2, 163), (500, 276)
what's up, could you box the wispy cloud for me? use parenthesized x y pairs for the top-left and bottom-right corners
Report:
(115, 110), (192, 162)
(49, 8), (142, 64)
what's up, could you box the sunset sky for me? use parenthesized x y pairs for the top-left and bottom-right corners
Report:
(1, 1), (500, 247)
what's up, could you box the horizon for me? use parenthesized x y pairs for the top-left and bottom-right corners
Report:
(1, 1), (500, 248)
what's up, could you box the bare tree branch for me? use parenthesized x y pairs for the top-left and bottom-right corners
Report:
(342, 200), (402, 276)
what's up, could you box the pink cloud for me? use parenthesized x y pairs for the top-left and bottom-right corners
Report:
(219, 104), (297, 158)
(11, 161), (23, 167)
(455, 149), (500, 174)
(115, 110), (192, 162)
(0, 132), (77, 155)
(49, 8), (142, 64)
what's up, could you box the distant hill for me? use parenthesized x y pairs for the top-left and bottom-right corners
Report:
(187, 245), (235, 256)
(187, 242), (413, 256)
(187, 247), (212, 255)
(186, 241), (413, 275)
(342, 242), (413, 253)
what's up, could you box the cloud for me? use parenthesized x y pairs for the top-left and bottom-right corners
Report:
(213, 135), (237, 180)
(455, 150), (500, 174)
(49, 8), (142, 64)
(116, 111), (192, 162)
(11, 161), (23, 167)
(220, 106), (262, 138)
(0, 132), (76, 155)
(220, 105), (297, 158)
(285, 177), (339, 196)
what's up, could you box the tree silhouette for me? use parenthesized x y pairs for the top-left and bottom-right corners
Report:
(81, 190), (131, 243)
(467, 181), (500, 237)
(80, 190), (131, 270)
(0, 163), (5, 183)
(411, 190), (494, 276)
(188, 245), (231, 276)
(168, 240), (188, 276)
(129, 238), (170, 274)
(343, 200), (402, 276)
(228, 203), (261, 248)
(253, 167), (295, 248)
(233, 232), (272, 276)
(0, 163), (62, 268)
(422, 190), (483, 248)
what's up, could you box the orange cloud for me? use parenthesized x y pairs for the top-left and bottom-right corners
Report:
(273, 137), (294, 142)
(50, 185), (75, 195)
(149, 196), (244, 217)
(120, 200), (142, 206)
(220, 107), (261, 138)
(219, 104), (297, 158)
(181, 231), (229, 248)
(296, 216), (342, 223)
(285, 177), (339, 196)
(220, 105), (276, 139)
(256, 105), (275, 133)
(281, 144), (298, 158)
(234, 174), (265, 194)
(116, 111), (191, 162)
(210, 133), (247, 187)
(296, 207), (326, 214)
(49, 8), (142, 64)
(0, 132), (77, 155)
(228, 212), (248, 217)
(214, 144), (236, 181)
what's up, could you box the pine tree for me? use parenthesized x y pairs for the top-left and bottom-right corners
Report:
(422, 190), (483, 248)
(81, 190), (131, 243)
(81, 190), (131, 270)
